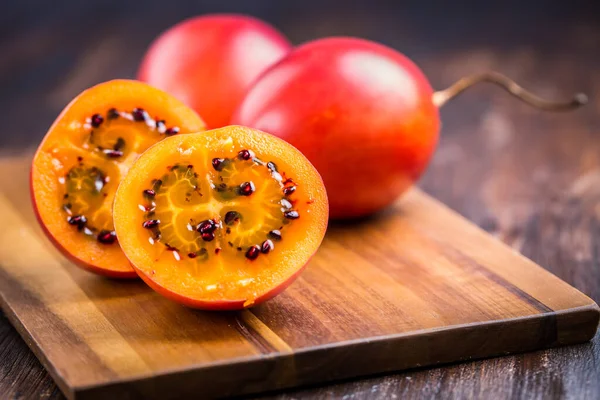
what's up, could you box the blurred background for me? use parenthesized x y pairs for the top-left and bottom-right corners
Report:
(2, 0), (599, 151)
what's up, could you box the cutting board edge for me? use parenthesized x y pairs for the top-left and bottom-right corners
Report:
(0, 287), (76, 400)
(408, 187), (600, 307)
(68, 304), (600, 400)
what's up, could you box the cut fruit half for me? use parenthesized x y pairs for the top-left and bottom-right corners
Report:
(114, 125), (329, 309)
(30, 79), (206, 278)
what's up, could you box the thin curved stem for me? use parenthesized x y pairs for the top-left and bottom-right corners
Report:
(432, 71), (587, 111)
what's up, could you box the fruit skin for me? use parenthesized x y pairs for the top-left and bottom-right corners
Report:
(30, 79), (205, 278)
(134, 256), (312, 311)
(138, 14), (292, 129)
(113, 126), (328, 310)
(232, 37), (440, 219)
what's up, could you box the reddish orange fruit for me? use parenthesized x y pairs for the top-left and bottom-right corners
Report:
(31, 80), (205, 277)
(138, 14), (292, 128)
(114, 125), (328, 309)
(233, 37), (585, 219)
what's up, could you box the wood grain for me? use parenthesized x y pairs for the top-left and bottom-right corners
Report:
(0, 154), (597, 399)
(2, 2), (600, 399)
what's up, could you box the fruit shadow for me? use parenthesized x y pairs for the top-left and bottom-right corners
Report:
(325, 203), (404, 236)
(63, 263), (274, 351)
(66, 270), (253, 347)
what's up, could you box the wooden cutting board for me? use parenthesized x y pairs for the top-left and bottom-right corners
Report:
(0, 153), (597, 400)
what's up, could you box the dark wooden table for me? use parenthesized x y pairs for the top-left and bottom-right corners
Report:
(1, 1), (599, 398)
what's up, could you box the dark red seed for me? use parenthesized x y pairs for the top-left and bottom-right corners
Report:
(97, 230), (116, 244)
(284, 210), (299, 220)
(239, 181), (255, 196)
(77, 156), (83, 162)
(261, 240), (274, 254)
(143, 189), (156, 198)
(113, 137), (126, 151)
(166, 244), (178, 251)
(67, 215), (87, 230)
(197, 219), (217, 234)
(188, 252), (197, 259)
(237, 149), (254, 160)
(215, 248), (221, 255)
(267, 161), (278, 172)
(142, 219), (160, 229)
(67, 215), (86, 225)
(165, 127), (180, 135)
(103, 149), (123, 158)
(156, 120), (166, 132)
(132, 108), (148, 121)
(245, 245), (260, 260)
(107, 108), (119, 120)
(268, 230), (282, 241)
(224, 211), (240, 225)
(201, 232), (215, 242)
(91, 114), (104, 128)
(283, 186), (296, 196)
(212, 158), (226, 171)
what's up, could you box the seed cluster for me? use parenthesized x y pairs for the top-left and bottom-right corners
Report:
(139, 149), (301, 263)
(61, 108), (180, 245)
(62, 165), (118, 245)
(65, 211), (117, 245)
(86, 107), (180, 160)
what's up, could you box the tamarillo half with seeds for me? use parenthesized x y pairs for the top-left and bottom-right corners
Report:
(113, 125), (328, 309)
(30, 80), (205, 278)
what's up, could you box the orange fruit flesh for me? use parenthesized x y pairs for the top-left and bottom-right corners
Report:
(31, 80), (206, 277)
(114, 126), (328, 308)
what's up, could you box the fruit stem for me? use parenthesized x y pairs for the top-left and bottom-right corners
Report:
(432, 71), (587, 111)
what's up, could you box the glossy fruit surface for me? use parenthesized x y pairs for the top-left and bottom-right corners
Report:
(232, 37), (440, 219)
(138, 14), (292, 129)
(113, 125), (328, 309)
(31, 80), (205, 277)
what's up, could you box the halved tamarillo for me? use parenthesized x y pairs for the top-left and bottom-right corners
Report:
(113, 125), (328, 309)
(31, 80), (206, 278)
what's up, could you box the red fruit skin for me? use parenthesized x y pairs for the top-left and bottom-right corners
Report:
(232, 37), (440, 219)
(138, 14), (292, 129)
(131, 254), (313, 310)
